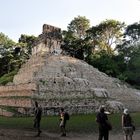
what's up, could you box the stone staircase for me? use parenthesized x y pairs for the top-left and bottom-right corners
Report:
(13, 53), (48, 84)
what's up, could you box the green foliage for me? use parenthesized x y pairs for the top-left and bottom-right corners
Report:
(67, 15), (90, 39)
(125, 46), (140, 87)
(0, 50), (24, 76)
(39, 79), (48, 85)
(0, 33), (32, 78)
(0, 32), (16, 49)
(0, 106), (21, 115)
(87, 51), (121, 77)
(124, 21), (140, 44)
(87, 19), (125, 55)
(0, 33), (19, 76)
(0, 33), (16, 74)
(62, 16), (91, 59)
(0, 96), (31, 99)
(116, 21), (140, 88)
(18, 34), (37, 55)
(0, 70), (17, 85)
(117, 74), (127, 82)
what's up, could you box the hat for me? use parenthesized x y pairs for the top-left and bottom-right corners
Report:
(123, 109), (129, 115)
(104, 111), (111, 115)
(99, 105), (105, 112)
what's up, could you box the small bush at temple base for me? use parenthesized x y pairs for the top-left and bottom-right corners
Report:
(0, 70), (17, 85)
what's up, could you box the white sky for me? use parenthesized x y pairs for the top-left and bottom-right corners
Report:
(0, 0), (140, 42)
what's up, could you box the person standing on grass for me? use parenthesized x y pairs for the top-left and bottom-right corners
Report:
(33, 101), (42, 137)
(59, 108), (69, 136)
(122, 108), (134, 140)
(96, 106), (112, 140)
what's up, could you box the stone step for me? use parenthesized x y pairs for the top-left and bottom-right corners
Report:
(0, 98), (32, 107)
(13, 52), (51, 84)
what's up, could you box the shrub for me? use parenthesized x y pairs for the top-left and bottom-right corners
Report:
(0, 70), (17, 85)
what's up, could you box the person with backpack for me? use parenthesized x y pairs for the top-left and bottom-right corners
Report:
(33, 101), (42, 137)
(59, 108), (69, 136)
(96, 106), (112, 140)
(122, 108), (134, 140)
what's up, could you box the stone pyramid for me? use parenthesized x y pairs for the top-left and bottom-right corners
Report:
(0, 24), (140, 116)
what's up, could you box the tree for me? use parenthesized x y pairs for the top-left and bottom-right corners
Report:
(62, 16), (91, 59)
(124, 44), (140, 88)
(87, 19), (125, 55)
(0, 32), (15, 49)
(0, 33), (16, 75)
(117, 22), (140, 61)
(67, 15), (90, 39)
(116, 22), (140, 88)
(124, 22), (140, 45)
(87, 50), (123, 77)
(116, 22), (140, 71)
(85, 20), (126, 78)
(18, 34), (37, 55)
(0, 33), (28, 78)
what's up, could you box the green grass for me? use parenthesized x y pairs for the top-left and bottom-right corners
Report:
(0, 113), (140, 133)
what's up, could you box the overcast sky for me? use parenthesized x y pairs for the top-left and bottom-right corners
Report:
(0, 0), (140, 42)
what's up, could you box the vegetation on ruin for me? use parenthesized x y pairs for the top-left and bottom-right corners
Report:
(0, 96), (31, 99)
(0, 70), (17, 85)
(0, 105), (21, 115)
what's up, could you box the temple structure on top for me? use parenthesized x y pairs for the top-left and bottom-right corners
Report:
(32, 24), (62, 55)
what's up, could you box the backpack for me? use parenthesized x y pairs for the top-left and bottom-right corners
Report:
(123, 114), (132, 127)
(36, 107), (42, 118)
(64, 112), (70, 120)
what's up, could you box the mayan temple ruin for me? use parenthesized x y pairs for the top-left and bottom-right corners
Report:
(0, 24), (140, 116)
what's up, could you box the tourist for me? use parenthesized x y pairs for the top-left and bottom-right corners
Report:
(33, 101), (42, 137)
(96, 105), (112, 140)
(122, 108), (134, 140)
(59, 108), (69, 136)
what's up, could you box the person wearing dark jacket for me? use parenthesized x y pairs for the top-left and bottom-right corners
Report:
(122, 109), (134, 140)
(96, 106), (111, 140)
(34, 101), (42, 137)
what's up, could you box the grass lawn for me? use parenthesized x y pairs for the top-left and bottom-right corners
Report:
(0, 113), (140, 133)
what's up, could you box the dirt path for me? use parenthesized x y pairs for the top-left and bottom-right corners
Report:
(0, 128), (140, 140)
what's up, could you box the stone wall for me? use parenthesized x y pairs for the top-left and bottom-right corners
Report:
(0, 83), (37, 116)
(32, 24), (62, 55)
(42, 24), (61, 35)
(0, 83), (37, 97)
(0, 98), (32, 107)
